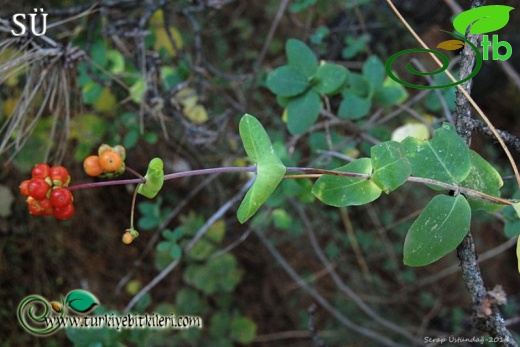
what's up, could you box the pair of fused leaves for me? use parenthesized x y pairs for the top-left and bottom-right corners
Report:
(313, 123), (504, 267)
(237, 114), (286, 223)
(312, 140), (410, 206)
(138, 158), (164, 199)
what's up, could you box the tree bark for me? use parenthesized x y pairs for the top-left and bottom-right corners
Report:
(454, 1), (517, 345)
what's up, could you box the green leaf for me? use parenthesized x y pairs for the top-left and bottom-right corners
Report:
(266, 65), (309, 97)
(513, 202), (520, 219)
(460, 150), (504, 212)
(402, 123), (471, 184)
(175, 288), (205, 315)
(371, 141), (411, 193)
(286, 38), (318, 78)
(137, 158), (164, 199)
(342, 34), (370, 59)
(286, 89), (321, 135)
(70, 114), (108, 161)
(338, 92), (371, 120)
(362, 55), (385, 87)
(403, 194), (471, 266)
(183, 254), (243, 295)
(184, 264), (217, 295)
(272, 208), (292, 229)
(453, 5), (514, 35)
(230, 317), (257, 344)
(65, 290), (99, 313)
(312, 158), (382, 207)
(90, 41), (107, 67)
(129, 78), (146, 103)
(312, 62), (348, 94)
(188, 221), (226, 260)
(290, 0), (318, 13)
(237, 114), (286, 223)
(347, 73), (373, 98)
(106, 49), (125, 74)
(503, 205), (520, 238)
(82, 81), (103, 104)
(374, 76), (409, 107)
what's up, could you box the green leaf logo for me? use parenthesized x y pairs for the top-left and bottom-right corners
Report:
(453, 5), (514, 35)
(65, 290), (99, 314)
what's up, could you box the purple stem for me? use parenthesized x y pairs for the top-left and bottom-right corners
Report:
(67, 166), (374, 192)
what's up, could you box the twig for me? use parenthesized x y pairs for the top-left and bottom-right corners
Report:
(417, 236), (517, 287)
(385, 0), (520, 189)
(339, 207), (372, 282)
(123, 177), (254, 312)
(293, 201), (423, 345)
(115, 174), (218, 294)
(247, 0), (291, 104)
(452, 1), (516, 344)
(469, 118), (520, 154)
(456, 234), (516, 345)
(255, 229), (406, 347)
(308, 304), (326, 347)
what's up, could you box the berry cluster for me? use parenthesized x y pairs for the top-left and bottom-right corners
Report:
(20, 164), (74, 220)
(83, 144), (126, 178)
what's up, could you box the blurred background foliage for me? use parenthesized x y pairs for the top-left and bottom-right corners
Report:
(1, 0), (520, 346)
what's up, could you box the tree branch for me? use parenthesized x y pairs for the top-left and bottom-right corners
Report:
(454, 1), (517, 344)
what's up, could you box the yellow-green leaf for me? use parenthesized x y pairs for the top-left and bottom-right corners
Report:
(138, 158), (164, 199)
(237, 114), (286, 223)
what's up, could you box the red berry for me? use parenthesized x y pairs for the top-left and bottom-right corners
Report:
(26, 197), (42, 216)
(50, 188), (73, 208)
(28, 178), (51, 200)
(49, 166), (70, 187)
(53, 204), (75, 220)
(19, 180), (31, 196)
(32, 163), (51, 180)
(38, 198), (54, 216)
(26, 197), (53, 216)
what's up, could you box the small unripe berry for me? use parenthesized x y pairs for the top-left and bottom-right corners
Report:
(122, 228), (139, 244)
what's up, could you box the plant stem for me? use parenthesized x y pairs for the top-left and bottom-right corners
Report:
(68, 165), (515, 206)
(68, 178), (145, 191)
(129, 184), (140, 231)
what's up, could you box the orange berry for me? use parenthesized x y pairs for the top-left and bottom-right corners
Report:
(83, 155), (104, 177)
(19, 180), (31, 196)
(99, 151), (123, 172)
